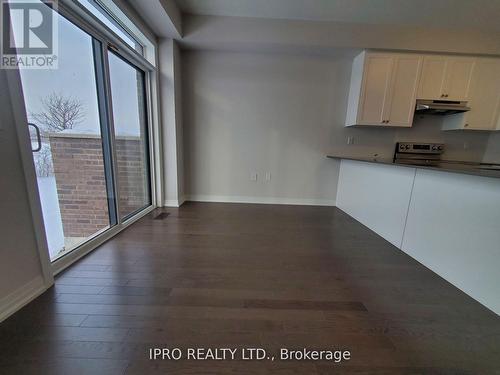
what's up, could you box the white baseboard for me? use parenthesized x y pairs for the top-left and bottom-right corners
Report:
(0, 276), (48, 323)
(164, 199), (181, 207)
(178, 195), (186, 206)
(163, 195), (187, 207)
(185, 194), (336, 207)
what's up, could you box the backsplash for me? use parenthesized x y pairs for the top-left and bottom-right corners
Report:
(396, 115), (491, 162)
(330, 114), (494, 162)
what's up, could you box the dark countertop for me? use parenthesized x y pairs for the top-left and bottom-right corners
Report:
(327, 155), (500, 179)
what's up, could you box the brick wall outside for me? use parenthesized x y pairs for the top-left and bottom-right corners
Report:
(49, 134), (148, 238)
(115, 137), (149, 218)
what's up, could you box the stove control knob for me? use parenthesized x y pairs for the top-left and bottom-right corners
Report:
(432, 145), (438, 151)
(405, 145), (410, 150)
(438, 145), (443, 151)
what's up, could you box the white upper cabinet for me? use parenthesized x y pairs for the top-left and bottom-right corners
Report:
(417, 56), (447, 100)
(443, 58), (500, 131)
(418, 56), (475, 101)
(357, 54), (393, 125)
(345, 52), (422, 127)
(385, 55), (423, 127)
(346, 51), (499, 131)
(445, 58), (476, 101)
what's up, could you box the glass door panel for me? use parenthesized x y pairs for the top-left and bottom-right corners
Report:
(107, 51), (151, 220)
(11, 5), (115, 261)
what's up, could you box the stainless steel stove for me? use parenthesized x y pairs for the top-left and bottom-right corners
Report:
(394, 142), (445, 166)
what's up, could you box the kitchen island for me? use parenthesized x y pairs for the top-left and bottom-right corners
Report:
(329, 156), (500, 315)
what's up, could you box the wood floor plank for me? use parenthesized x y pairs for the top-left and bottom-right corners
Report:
(80, 315), (284, 332)
(125, 360), (319, 375)
(53, 284), (106, 295)
(0, 358), (129, 375)
(243, 299), (367, 311)
(99, 286), (172, 296)
(0, 326), (130, 342)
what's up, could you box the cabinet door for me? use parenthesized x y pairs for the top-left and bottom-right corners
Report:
(418, 56), (447, 99)
(384, 55), (422, 127)
(444, 58), (475, 101)
(463, 59), (500, 130)
(358, 55), (393, 125)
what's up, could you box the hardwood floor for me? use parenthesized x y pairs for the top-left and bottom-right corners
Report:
(1, 202), (499, 374)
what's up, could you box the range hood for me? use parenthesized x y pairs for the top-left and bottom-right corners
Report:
(415, 99), (470, 116)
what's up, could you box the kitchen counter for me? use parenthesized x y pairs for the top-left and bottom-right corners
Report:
(327, 155), (500, 179)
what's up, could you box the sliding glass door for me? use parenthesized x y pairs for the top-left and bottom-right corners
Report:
(13, 6), (114, 261)
(8, 1), (153, 262)
(108, 51), (151, 220)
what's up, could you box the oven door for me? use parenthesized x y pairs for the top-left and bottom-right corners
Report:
(394, 153), (442, 166)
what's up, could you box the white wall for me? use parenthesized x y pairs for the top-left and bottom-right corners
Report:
(0, 70), (51, 322)
(182, 49), (349, 205)
(159, 38), (184, 207)
(181, 49), (495, 205)
(174, 42), (185, 204)
(337, 159), (500, 314)
(126, 0), (182, 38)
(181, 15), (500, 56)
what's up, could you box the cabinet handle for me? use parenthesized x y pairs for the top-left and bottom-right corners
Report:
(445, 94), (449, 97)
(464, 123), (469, 127)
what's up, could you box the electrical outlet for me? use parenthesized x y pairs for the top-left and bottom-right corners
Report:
(265, 172), (271, 181)
(250, 173), (258, 181)
(347, 136), (354, 145)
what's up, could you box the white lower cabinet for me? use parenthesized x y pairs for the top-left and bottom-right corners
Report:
(337, 159), (500, 315)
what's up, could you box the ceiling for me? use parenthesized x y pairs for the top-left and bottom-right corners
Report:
(174, 0), (500, 32)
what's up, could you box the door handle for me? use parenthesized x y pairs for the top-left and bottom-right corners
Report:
(28, 123), (42, 152)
